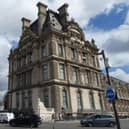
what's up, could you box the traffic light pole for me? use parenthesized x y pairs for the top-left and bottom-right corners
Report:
(100, 50), (121, 129)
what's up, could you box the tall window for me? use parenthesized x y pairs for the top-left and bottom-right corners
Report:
(63, 90), (68, 110)
(82, 52), (87, 64)
(16, 92), (19, 108)
(26, 71), (32, 86)
(58, 44), (64, 57)
(82, 70), (89, 84)
(28, 90), (32, 108)
(42, 64), (48, 80)
(22, 92), (25, 108)
(27, 53), (32, 64)
(59, 64), (65, 80)
(92, 56), (96, 66)
(89, 91), (95, 110)
(23, 56), (26, 66)
(77, 91), (83, 111)
(17, 59), (21, 69)
(94, 73), (99, 86)
(44, 89), (49, 107)
(71, 48), (76, 60)
(72, 67), (78, 83)
(42, 45), (47, 57)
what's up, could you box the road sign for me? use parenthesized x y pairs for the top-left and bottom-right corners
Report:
(106, 87), (116, 103)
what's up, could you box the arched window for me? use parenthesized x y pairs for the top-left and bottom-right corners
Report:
(77, 91), (83, 111)
(62, 90), (68, 110)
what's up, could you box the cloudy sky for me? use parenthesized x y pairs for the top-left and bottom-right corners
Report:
(0, 0), (129, 101)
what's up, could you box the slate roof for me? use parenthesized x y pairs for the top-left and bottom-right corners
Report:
(30, 10), (63, 34)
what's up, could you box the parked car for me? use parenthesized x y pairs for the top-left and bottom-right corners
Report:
(9, 114), (41, 127)
(80, 114), (116, 127)
(0, 112), (14, 123)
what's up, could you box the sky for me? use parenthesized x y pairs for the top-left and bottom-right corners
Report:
(0, 0), (129, 101)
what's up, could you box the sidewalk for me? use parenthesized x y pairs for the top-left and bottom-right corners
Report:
(55, 120), (80, 123)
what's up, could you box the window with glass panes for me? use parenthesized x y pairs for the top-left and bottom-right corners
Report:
(82, 70), (89, 84)
(94, 72), (99, 86)
(77, 91), (83, 111)
(82, 52), (87, 64)
(58, 44), (64, 57)
(63, 90), (68, 110)
(42, 64), (48, 80)
(22, 92), (25, 108)
(42, 45), (47, 57)
(16, 92), (19, 108)
(71, 48), (76, 59)
(72, 67), (78, 83)
(89, 91), (95, 110)
(59, 64), (65, 80)
(28, 90), (32, 107)
(44, 89), (49, 107)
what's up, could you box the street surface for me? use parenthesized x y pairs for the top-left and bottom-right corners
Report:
(0, 119), (129, 129)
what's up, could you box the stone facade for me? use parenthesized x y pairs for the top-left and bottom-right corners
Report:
(101, 74), (129, 117)
(7, 2), (104, 119)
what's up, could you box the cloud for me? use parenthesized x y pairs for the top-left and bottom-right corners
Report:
(0, 35), (11, 93)
(86, 24), (129, 67)
(110, 68), (129, 83)
(0, 90), (7, 102)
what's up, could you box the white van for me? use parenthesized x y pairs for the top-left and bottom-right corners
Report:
(0, 112), (14, 123)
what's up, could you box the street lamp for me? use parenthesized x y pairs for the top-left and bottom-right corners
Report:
(98, 50), (121, 129)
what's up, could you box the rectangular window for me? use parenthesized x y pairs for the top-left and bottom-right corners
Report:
(42, 45), (47, 57)
(28, 91), (32, 108)
(95, 73), (99, 86)
(92, 56), (96, 66)
(26, 71), (32, 86)
(82, 70), (89, 84)
(58, 44), (64, 57)
(59, 64), (65, 80)
(22, 92), (25, 108)
(77, 92), (83, 111)
(26, 54), (31, 64)
(23, 57), (26, 65)
(82, 53), (87, 64)
(71, 48), (76, 60)
(44, 95), (49, 107)
(16, 93), (19, 108)
(89, 92), (95, 110)
(42, 64), (48, 80)
(72, 67), (78, 83)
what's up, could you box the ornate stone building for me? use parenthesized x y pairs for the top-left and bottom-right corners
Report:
(101, 74), (129, 117)
(8, 2), (105, 119)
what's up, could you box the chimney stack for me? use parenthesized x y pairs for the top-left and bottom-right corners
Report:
(21, 17), (31, 33)
(37, 2), (47, 35)
(58, 3), (69, 26)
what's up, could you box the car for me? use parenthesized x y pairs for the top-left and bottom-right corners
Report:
(80, 114), (116, 127)
(9, 114), (41, 127)
(0, 112), (14, 123)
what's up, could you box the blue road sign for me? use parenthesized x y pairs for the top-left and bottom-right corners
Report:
(106, 87), (116, 103)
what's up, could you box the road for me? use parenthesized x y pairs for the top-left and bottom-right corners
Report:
(0, 119), (129, 129)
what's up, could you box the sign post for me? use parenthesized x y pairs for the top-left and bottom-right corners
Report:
(106, 87), (116, 103)
(106, 87), (121, 129)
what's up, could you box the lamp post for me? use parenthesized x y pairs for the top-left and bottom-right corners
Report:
(98, 50), (121, 129)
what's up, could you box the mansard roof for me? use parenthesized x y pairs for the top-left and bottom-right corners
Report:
(30, 10), (63, 34)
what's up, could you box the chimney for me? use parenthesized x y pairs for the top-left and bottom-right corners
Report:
(37, 2), (47, 35)
(21, 17), (31, 33)
(58, 3), (69, 26)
